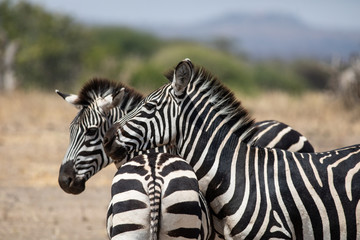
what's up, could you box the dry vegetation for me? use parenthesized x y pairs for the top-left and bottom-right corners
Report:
(1, 90), (360, 240)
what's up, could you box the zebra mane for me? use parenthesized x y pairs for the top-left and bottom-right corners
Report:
(165, 65), (256, 141)
(75, 78), (143, 111)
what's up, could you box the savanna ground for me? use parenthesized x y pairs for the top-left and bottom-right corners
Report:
(1, 89), (360, 240)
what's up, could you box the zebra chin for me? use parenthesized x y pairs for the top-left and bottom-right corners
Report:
(58, 161), (86, 194)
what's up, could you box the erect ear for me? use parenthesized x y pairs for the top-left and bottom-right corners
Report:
(99, 88), (125, 113)
(172, 58), (194, 96)
(55, 90), (82, 109)
(108, 88), (125, 109)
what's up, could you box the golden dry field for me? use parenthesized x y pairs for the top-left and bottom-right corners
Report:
(1, 90), (360, 240)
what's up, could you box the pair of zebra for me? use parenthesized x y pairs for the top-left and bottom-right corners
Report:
(57, 77), (312, 239)
(58, 59), (360, 239)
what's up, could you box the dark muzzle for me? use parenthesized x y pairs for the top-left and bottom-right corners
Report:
(58, 161), (85, 194)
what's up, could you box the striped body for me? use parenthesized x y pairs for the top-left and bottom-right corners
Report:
(202, 135), (360, 239)
(104, 59), (360, 239)
(107, 153), (214, 240)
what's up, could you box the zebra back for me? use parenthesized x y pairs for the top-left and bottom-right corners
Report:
(250, 120), (314, 152)
(107, 153), (215, 240)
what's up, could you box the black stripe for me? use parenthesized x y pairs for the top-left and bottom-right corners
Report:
(167, 228), (200, 239)
(167, 201), (201, 216)
(112, 179), (147, 195)
(112, 199), (147, 214)
(163, 177), (199, 198)
(111, 223), (145, 236)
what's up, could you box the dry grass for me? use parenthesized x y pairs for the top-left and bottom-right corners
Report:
(1, 90), (360, 239)
(0, 90), (115, 240)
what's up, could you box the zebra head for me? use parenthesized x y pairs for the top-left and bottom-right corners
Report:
(104, 58), (195, 162)
(57, 78), (143, 194)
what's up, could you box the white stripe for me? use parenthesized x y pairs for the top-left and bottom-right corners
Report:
(345, 161), (360, 201)
(112, 189), (149, 203)
(287, 136), (306, 152)
(252, 122), (279, 144)
(308, 154), (323, 187)
(266, 127), (292, 148)
(319, 153), (332, 164)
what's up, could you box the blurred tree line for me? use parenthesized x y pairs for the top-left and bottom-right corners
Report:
(0, 0), (336, 94)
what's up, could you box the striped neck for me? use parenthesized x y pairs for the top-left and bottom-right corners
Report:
(176, 67), (256, 150)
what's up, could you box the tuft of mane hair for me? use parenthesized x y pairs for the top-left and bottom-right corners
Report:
(165, 64), (257, 142)
(75, 78), (144, 111)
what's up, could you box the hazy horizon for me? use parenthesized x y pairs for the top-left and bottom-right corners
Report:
(25, 0), (360, 31)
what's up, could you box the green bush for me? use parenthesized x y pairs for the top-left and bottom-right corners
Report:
(129, 43), (259, 94)
(253, 62), (308, 94)
(292, 60), (331, 90)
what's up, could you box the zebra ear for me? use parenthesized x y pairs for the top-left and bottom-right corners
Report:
(109, 88), (125, 109)
(101, 88), (125, 112)
(172, 58), (193, 96)
(55, 90), (82, 109)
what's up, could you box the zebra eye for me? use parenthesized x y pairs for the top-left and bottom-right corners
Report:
(86, 127), (98, 136)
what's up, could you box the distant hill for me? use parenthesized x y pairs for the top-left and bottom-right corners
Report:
(142, 12), (360, 60)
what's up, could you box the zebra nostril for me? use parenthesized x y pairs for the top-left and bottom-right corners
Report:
(58, 160), (85, 194)
(59, 175), (73, 188)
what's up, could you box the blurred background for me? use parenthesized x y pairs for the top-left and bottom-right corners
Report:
(1, 0), (360, 239)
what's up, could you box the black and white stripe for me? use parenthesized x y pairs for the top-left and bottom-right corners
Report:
(106, 152), (214, 240)
(104, 59), (360, 239)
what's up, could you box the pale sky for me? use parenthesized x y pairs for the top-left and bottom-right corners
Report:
(26, 0), (360, 31)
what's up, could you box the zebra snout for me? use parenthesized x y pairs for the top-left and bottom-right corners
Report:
(58, 161), (85, 194)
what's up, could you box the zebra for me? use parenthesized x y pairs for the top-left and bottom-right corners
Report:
(56, 78), (143, 194)
(104, 58), (360, 239)
(107, 152), (214, 240)
(57, 78), (313, 195)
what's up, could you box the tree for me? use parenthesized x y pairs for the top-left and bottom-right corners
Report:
(0, 0), (88, 90)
